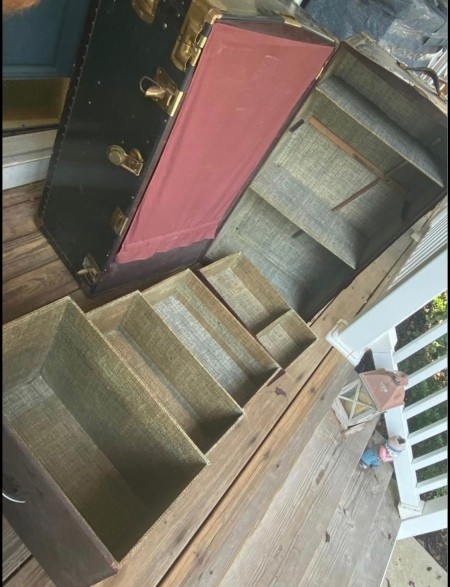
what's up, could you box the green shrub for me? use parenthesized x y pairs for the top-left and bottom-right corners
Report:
(395, 292), (447, 500)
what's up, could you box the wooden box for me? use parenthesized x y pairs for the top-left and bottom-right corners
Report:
(3, 298), (207, 587)
(206, 33), (447, 321)
(140, 270), (280, 401)
(200, 252), (317, 367)
(87, 289), (247, 452)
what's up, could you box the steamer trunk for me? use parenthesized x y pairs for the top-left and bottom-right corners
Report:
(39, 2), (446, 320)
(38, 0), (337, 295)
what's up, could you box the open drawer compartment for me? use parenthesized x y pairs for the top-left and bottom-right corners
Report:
(206, 35), (446, 322)
(3, 298), (207, 587)
(253, 39), (447, 272)
(88, 291), (245, 453)
(140, 270), (279, 404)
(200, 253), (317, 368)
(206, 189), (355, 321)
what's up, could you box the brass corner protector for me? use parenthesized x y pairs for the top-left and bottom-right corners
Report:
(106, 145), (144, 176)
(131, 0), (159, 24)
(171, 0), (227, 71)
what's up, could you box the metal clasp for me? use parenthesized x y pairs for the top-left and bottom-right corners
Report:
(139, 68), (183, 116)
(77, 254), (101, 286)
(106, 145), (144, 176)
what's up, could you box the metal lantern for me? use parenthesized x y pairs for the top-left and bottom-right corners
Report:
(332, 369), (408, 429)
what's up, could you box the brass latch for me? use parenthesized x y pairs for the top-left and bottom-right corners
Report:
(106, 146), (144, 176)
(110, 207), (129, 237)
(77, 254), (101, 286)
(131, 0), (159, 24)
(139, 68), (184, 116)
(172, 0), (227, 71)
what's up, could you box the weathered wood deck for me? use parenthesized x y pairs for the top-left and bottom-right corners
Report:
(3, 180), (428, 587)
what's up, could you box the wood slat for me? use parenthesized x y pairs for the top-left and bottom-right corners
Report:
(224, 415), (380, 587)
(308, 116), (408, 197)
(2, 518), (31, 582)
(3, 232), (58, 282)
(2, 259), (79, 324)
(348, 480), (402, 587)
(2, 199), (41, 243)
(2, 181), (44, 209)
(4, 558), (55, 587)
(171, 404), (379, 587)
(297, 444), (394, 586)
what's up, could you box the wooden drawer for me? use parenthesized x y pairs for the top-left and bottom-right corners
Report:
(3, 298), (207, 587)
(88, 289), (246, 453)
(200, 253), (317, 368)
(140, 270), (280, 404)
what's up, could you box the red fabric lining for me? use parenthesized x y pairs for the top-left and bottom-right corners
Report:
(116, 23), (333, 264)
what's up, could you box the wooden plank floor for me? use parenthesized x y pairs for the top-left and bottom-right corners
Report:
(2, 181), (430, 587)
(2, 181), (177, 325)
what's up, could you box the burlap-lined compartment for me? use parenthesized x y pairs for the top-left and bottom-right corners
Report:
(200, 253), (317, 368)
(206, 41), (446, 322)
(3, 298), (207, 563)
(88, 289), (247, 453)
(140, 270), (279, 402)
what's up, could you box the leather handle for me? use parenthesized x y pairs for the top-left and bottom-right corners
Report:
(397, 61), (446, 99)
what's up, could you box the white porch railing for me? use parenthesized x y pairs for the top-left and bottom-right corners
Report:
(327, 208), (448, 538)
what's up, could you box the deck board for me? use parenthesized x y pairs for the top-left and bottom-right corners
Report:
(4, 559), (55, 587)
(1, 180), (430, 586)
(296, 440), (394, 586)
(3, 232), (59, 283)
(179, 407), (379, 587)
(2, 259), (79, 324)
(348, 480), (401, 587)
(3, 196), (41, 243)
(2, 519), (31, 583)
(2, 181), (44, 209)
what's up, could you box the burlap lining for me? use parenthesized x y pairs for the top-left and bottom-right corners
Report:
(201, 254), (317, 368)
(3, 299), (207, 560)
